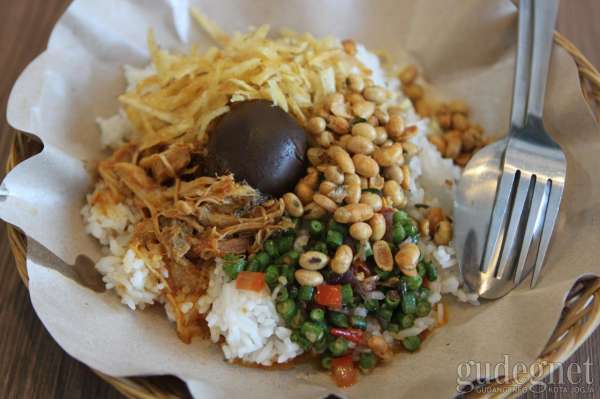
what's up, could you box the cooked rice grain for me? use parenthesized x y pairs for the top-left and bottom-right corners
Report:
(206, 281), (302, 366)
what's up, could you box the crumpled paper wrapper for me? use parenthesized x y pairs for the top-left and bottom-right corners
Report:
(3, 0), (600, 397)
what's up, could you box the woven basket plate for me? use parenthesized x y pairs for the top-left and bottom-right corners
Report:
(5, 26), (600, 399)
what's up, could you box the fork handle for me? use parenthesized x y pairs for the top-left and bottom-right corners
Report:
(510, 0), (533, 129)
(526, 0), (560, 120)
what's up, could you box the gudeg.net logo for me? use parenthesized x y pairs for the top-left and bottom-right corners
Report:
(456, 355), (594, 395)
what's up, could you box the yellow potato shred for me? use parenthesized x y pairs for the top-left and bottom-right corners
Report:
(120, 8), (366, 145)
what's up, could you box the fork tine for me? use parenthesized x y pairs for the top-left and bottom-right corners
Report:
(496, 172), (531, 279)
(531, 179), (564, 287)
(513, 177), (548, 284)
(481, 171), (515, 272)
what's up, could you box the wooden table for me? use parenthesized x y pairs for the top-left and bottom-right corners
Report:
(0, 1), (599, 398)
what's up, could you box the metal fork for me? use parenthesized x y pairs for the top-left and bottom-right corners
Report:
(481, 0), (566, 289)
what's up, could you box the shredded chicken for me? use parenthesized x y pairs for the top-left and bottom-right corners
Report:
(95, 145), (292, 342)
(139, 143), (193, 182)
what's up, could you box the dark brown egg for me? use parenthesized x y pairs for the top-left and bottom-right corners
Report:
(205, 100), (308, 197)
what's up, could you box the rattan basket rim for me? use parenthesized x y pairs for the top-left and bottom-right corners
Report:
(5, 31), (600, 399)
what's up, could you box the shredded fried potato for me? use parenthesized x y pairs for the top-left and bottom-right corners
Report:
(119, 12), (367, 143)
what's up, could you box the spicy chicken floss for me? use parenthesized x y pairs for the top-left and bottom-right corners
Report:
(83, 8), (488, 387)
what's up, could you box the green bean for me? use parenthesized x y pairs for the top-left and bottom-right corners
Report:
(312, 241), (328, 254)
(392, 224), (407, 244)
(222, 256), (246, 280)
(404, 274), (423, 291)
(377, 307), (393, 322)
(282, 250), (300, 265)
(398, 313), (415, 329)
(401, 291), (417, 315)
(417, 262), (426, 278)
(393, 210), (410, 224)
(223, 254), (240, 262)
(288, 285), (298, 299)
(329, 311), (349, 328)
(276, 298), (296, 320)
(309, 220), (325, 237)
(385, 290), (401, 309)
(298, 286), (315, 302)
(416, 300), (432, 317)
(374, 266), (392, 280)
(397, 279), (408, 295)
(247, 257), (261, 272)
(363, 299), (380, 312)
(402, 335), (421, 352)
(321, 355), (333, 370)
(405, 223), (419, 240)
(310, 308), (325, 322)
(341, 284), (354, 305)
(329, 220), (348, 235)
(387, 323), (400, 333)
(301, 321), (325, 343)
(425, 261), (438, 281)
(291, 330), (311, 350)
(316, 320), (329, 331)
(264, 265), (279, 286)
(417, 287), (431, 301)
(328, 337), (349, 356)
(326, 230), (343, 248)
(313, 337), (328, 353)
(350, 315), (367, 330)
(280, 265), (295, 284)
(358, 352), (377, 372)
(290, 309), (306, 329)
(276, 286), (289, 302)
(264, 239), (279, 258)
(277, 235), (295, 254)
(255, 252), (271, 268)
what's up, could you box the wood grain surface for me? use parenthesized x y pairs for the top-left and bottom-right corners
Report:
(0, 1), (598, 398)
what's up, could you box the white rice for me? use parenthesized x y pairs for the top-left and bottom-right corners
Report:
(355, 44), (387, 86)
(81, 183), (139, 246)
(409, 121), (462, 212)
(393, 316), (436, 340)
(353, 306), (368, 318)
(433, 244), (458, 270)
(196, 259), (228, 314)
(206, 281), (302, 366)
(82, 181), (168, 309)
(95, 248), (168, 309)
(97, 64), (155, 150)
(123, 64), (156, 92)
(96, 110), (133, 150)
(84, 61), (178, 310)
(366, 317), (382, 335)
(428, 291), (442, 305)
(382, 331), (395, 346)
